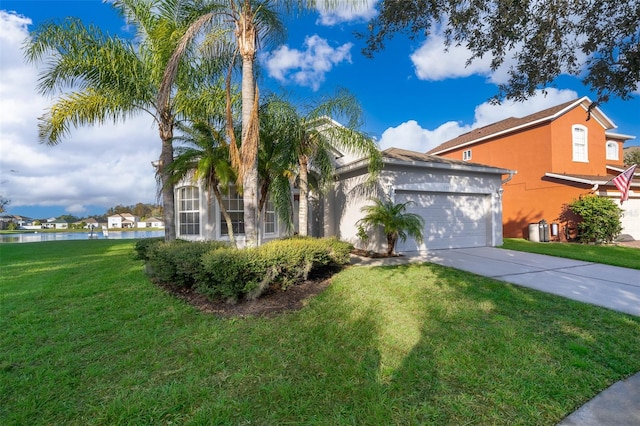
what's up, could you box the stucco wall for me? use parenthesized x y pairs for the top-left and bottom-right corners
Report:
(327, 161), (505, 253)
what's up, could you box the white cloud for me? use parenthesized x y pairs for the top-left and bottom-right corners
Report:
(263, 35), (352, 91)
(379, 88), (579, 152)
(315, 0), (378, 26)
(410, 29), (515, 85)
(0, 10), (159, 217)
(379, 120), (468, 153)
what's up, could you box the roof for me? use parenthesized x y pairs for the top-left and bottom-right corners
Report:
(545, 172), (640, 187)
(428, 97), (616, 155)
(336, 147), (514, 176)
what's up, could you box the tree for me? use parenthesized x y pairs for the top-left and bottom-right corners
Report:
(361, 1), (640, 105)
(25, 0), (226, 241)
(257, 94), (299, 234)
(259, 89), (381, 236)
(0, 195), (8, 213)
(625, 149), (640, 166)
(160, 0), (362, 246)
(569, 195), (622, 243)
(169, 120), (239, 246)
(357, 197), (425, 256)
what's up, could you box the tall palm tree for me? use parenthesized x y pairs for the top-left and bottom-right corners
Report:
(357, 198), (425, 256)
(159, 0), (363, 247)
(169, 120), (239, 246)
(24, 0), (224, 241)
(292, 88), (381, 236)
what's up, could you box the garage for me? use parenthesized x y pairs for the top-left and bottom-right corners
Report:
(395, 191), (491, 251)
(327, 147), (513, 254)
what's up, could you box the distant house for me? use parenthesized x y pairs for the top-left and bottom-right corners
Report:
(85, 218), (100, 229)
(45, 217), (69, 229)
(428, 97), (639, 240)
(138, 217), (164, 228)
(0, 215), (32, 230)
(107, 213), (139, 229)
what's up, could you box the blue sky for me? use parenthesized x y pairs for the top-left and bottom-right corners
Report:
(1, 0), (639, 219)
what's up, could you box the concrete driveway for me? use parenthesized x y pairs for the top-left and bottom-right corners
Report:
(352, 247), (640, 317)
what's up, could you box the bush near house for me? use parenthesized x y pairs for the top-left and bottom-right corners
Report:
(139, 237), (353, 303)
(568, 195), (622, 244)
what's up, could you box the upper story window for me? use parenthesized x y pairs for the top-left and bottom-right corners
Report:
(177, 186), (200, 236)
(462, 149), (472, 161)
(220, 185), (244, 236)
(572, 125), (588, 162)
(606, 141), (619, 160)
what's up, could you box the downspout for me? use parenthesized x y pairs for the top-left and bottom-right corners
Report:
(501, 171), (516, 185)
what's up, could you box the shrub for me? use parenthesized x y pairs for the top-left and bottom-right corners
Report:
(146, 240), (229, 288)
(198, 237), (353, 302)
(133, 237), (164, 261)
(199, 248), (266, 303)
(569, 195), (622, 244)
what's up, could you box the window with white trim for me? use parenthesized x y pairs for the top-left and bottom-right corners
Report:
(263, 198), (276, 234)
(572, 125), (588, 162)
(220, 185), (244, 236)
(177, 186), (200, 235)
(606, 141), (619, 160)
(463, 149), (472, 161)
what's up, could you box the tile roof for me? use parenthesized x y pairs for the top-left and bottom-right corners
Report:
(381, 147), (512, 172)
(427, 98), (582, 155)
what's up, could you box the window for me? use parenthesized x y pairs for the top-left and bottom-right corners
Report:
(463, 149), (472, 161)
(177, 186), (200, 235)
(572, 125), (588, 162)
(220, 185), (244, 235)
(606, 141), (619, 160)
(263, 198), (276, 234)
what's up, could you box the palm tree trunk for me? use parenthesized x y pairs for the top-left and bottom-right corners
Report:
(238, 5), (259, 248)
(386, 233), (396, 256)
(298, 155), (309, 236)
(211, 185), (236, 247)
(159, 122), (176, 241)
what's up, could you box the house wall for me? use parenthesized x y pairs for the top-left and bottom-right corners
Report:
(438, 107), (626, 239)
(327, 163), (505, 252)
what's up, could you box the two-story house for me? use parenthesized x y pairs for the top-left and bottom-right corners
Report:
(428, 97), (639, 240)
(107, 213), (139, 229)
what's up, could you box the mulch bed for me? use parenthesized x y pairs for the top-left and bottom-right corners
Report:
(158, 278), (332, 318)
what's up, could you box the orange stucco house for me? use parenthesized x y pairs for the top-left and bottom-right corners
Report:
(428, 97), (640, 240)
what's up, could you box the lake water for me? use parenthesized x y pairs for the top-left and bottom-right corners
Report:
(0, 230), (165, 244)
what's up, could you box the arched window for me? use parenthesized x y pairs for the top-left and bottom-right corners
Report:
(606, 141), (619, 160)
(572, 125), (588, 162)
(177, 186), (200, 236)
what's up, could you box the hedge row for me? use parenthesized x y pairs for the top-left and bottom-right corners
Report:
(135, 237), (353, 303)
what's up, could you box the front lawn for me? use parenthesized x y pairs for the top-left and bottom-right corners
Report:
(2, 240), (639, 424)
(501, 238), (640, 270)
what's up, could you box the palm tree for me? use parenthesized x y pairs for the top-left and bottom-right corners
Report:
(357, 198), (425, 256)
(24, 0), (225, 241)
(257, 93), (300, 234)
(159, 0), (362, 246)
(169, 120), (239, 246)
(292, 88), (381, 236)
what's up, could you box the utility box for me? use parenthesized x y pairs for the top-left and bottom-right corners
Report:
(539, 220), (550, 242)
(528, 223), (540, 242)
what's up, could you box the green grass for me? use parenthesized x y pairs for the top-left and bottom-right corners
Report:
(502, 238), (640, 270)
(2, 240), (640, 425)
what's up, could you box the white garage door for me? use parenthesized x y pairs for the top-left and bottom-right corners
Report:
(395, 192), (490, 251)
(618, 198), (640, 240)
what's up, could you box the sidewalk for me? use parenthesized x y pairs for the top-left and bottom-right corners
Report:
(350, 247), (640, 425)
